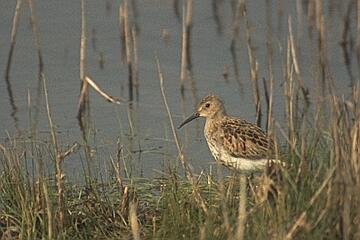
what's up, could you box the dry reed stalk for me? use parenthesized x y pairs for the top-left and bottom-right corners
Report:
(119, 185), (129, 215)
(27, 91), (49, 239)
(296, 115), (307, 185)
(199, 224), (206, 240)
(157, 58), (188, 174)
(275, 121), (302, 160)
(129, 202), (140, 240)
(288, 17), (309, 104)
(244, 8), (262, 127)
(42, 181), (53, 240)
(111, 144), (124, 192)
(262, 78), (279, 173)
(284, 31), (296, 148)
(62, 143), (79, 159)
(119, 6), (126, 63)
(185, 0), (193, 69)
(78, 0), (89, 132)
(121, 0), (134, 102)
(132, 27), (139, 101)
(43, 74), (64, 232)
(285, 166), (336, 240)
(79, 0), (86, 81)
(77, 0), (94, 183)
(264, 0), (274, 133)
(28, 0), (44, 73)
(156, 57), (208, 214)
(5, 0), (22, 79)
(26, 1), (46, 132)
(315, 0), (322, 35)
(126, 103), (136, 138)
(288, 18), (300, 81)
(235, 174), (247, 240)
(179, 0), (193, 93)
(178, 3), (195, 104)
(84, 76), (122, 104)
(288, 17), (310, 184)
(79, 0), (87, 95)
(310, 183), (333, 231)
(152, 215), (156, 236)
(179, 2), (187, 93)
(4, 0), (22, 131)
(230, 0), (245, 86)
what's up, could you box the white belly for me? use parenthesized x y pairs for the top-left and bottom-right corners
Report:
(206, 140), (272, 172)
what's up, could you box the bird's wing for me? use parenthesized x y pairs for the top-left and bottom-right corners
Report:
(217, 118), (273, 160)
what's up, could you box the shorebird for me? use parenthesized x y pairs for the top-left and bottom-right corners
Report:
(178, 95), (280, 173)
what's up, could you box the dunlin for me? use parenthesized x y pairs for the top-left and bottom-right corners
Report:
(178, 95), (279, 172)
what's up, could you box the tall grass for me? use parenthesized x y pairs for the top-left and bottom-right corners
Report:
(1, 1), (360, 239)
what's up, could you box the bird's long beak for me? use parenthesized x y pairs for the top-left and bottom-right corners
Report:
(178, 112), (200, 129)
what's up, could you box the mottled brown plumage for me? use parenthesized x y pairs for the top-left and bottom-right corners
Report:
(178, 95), (278, 172)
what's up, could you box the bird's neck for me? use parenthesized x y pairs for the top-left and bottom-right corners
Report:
(205, 110), (226, 131)
(209, 109), (226, 119)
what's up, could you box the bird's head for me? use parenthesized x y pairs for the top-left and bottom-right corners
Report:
(178, 95), (225, 129)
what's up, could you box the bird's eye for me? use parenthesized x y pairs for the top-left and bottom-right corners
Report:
(205, 103), (210, 108)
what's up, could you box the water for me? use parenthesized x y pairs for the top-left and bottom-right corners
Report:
(0, 0), (358, 180)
